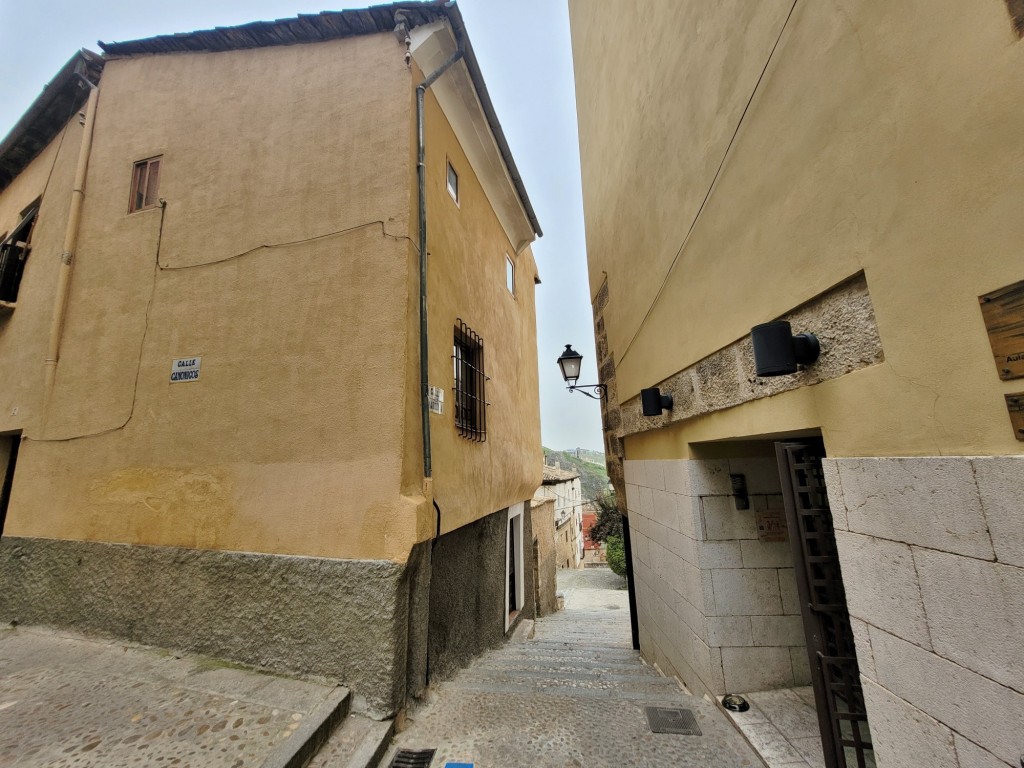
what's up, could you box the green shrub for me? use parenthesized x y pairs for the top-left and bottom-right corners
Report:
(606, 535), (626, 577)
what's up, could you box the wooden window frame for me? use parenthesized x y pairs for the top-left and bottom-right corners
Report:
(505, 254), (515, 296)
(129, 156), (162, 213)
(446, 159), (459, 205)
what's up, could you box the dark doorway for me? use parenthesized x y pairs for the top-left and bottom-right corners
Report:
(776, 440), (874, 768)
(0, 434), (20, 535)
(508, 524), (517, 613)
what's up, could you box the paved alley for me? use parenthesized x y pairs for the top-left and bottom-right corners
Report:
(380, 567), (764, 768)
(0, 626), (352, 767)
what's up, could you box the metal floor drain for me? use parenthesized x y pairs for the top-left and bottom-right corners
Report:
(389, 748), (437, 768)
(644, 706), (702, 735)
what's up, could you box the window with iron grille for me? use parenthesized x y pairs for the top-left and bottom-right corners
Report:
(453, 320), (488, 441)
(0, 203), (39, 306)
(129, 156), (162, 213)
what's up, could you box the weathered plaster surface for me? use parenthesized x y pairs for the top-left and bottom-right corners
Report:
(426, 505), (534, 683)
(0, 536), (410, 717)
(530, 497), (559, 617)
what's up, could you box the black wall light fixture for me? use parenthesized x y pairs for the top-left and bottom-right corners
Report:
(640, 387), (673, 416)
(557, 344), (605, 400)
(751, 320), (820, 377)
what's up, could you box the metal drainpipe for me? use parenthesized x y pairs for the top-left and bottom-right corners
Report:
(43, 76), (99, 417)
(417, 47), (463, 480)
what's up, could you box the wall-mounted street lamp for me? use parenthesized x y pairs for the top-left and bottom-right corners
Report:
(557, 344), (605, 400)
(751, 320), (821, 377)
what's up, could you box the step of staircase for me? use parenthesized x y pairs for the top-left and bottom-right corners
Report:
(305, 712), (394, 768)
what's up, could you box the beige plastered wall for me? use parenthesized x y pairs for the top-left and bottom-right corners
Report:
(570, 0), (1024, 460)
(416, 67), (543, 534)
(0, 121), (80, 436)
(3, 34), (431, 560)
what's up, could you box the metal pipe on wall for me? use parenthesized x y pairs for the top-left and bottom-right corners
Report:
(416, 46), (463, 481)
(43, 77), (99, 418)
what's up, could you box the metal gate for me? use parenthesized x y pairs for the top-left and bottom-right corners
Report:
(776, 441), (874, 768)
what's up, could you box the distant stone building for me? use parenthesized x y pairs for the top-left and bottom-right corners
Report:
(534, 465), (584, 570)
(581, 504), (605, 566)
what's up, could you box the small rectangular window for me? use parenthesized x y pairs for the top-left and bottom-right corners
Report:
(505, 255), (515, 295)
(129, 156), (162, 213)
(446, 160), (459, 204)
(453, 319), (488, 441)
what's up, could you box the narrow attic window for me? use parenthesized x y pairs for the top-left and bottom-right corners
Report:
(129, 156), (162, 213)
(506, 255), (515, 295)
(446, 160), (459, 204)
(0, 202), (40, 308)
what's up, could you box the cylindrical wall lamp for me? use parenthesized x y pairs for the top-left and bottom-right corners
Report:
(751, 320), (820, 377)
(640, 387), (673, 416)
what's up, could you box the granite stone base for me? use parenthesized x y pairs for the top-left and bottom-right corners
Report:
(0, 536), (411, 717)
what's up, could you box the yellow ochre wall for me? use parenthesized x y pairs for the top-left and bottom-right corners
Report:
(0, 122), (80, 436)
(417, 70), (543, 534)
(570, 0), (1024, 459)
(4, 34), (427, 560)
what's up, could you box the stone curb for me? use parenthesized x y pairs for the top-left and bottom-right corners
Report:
(345, 718), (395, 768)
(261, 686), (351, 768)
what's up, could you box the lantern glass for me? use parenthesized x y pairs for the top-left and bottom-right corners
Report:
(557, 344), (583, 385)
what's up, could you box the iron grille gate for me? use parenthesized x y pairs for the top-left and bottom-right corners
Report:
(776, 441), (874, 768)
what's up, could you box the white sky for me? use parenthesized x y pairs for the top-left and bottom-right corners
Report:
(0, 0), (605, 452)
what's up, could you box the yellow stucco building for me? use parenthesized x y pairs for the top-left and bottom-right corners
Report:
(0, 2), (542, 717)
(570, 2), (1023, 767)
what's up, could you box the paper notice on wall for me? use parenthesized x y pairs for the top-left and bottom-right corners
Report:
(756, 502), (788, 542)
(428, 386), (444, 414)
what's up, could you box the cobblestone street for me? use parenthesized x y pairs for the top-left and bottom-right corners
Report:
(380, 567), (764, 768)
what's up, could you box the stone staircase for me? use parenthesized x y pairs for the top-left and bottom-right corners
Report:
(379, 603), (766, 767)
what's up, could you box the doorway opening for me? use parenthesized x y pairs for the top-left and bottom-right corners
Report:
(704, 437), (875, 768)
(775, 440), (874, 768)
(505, 503), (524, 630)
(0, 433), (21, 535)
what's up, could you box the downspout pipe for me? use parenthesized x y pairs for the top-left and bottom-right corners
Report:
(43, 75), (99, 416)
(417, 47), (463, 480)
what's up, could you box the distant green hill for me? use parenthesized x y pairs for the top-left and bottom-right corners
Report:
(543, 447), (610, 503)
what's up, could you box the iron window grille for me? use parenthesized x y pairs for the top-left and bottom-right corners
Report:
(0, 204), (39, 305)
(453, 319), (488, 442)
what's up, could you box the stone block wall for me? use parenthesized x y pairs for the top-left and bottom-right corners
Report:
(623, 456), (808, 697)
(824, 456), (1024, 768)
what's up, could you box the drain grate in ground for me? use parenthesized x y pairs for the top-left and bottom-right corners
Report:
(644, 706), (702, 735)
(388, 748), (437, 767)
